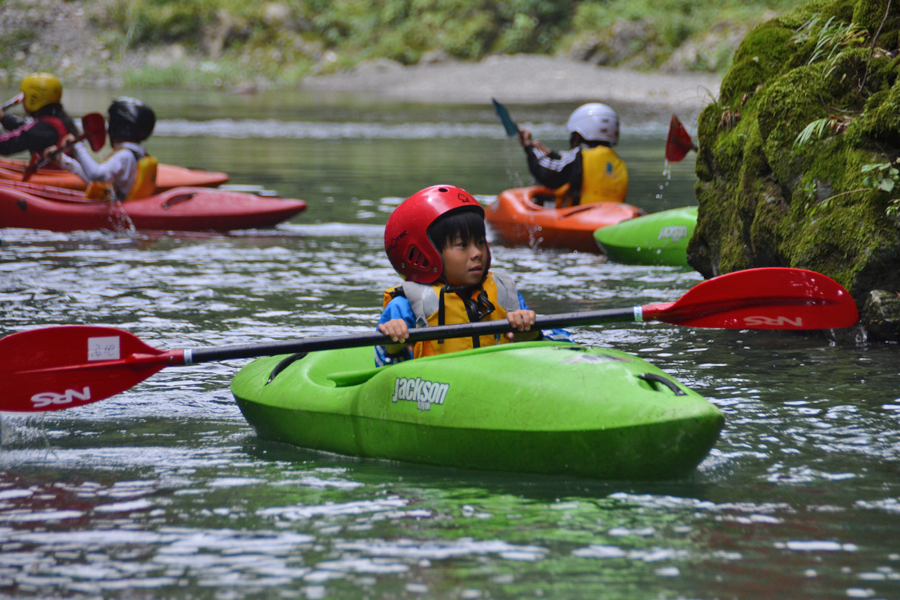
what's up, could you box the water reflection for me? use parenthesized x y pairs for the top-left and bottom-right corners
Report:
(2, 96), (899, 600)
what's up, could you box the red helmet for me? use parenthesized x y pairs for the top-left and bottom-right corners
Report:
(384, 184), (489, 284)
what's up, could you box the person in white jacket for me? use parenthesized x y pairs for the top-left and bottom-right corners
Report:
(55, 97), (157, 201)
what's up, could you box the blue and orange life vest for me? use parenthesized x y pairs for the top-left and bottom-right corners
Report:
(383, 272), (521, 358)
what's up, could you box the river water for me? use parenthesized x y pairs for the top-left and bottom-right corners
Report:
(1, 89), (899, 600)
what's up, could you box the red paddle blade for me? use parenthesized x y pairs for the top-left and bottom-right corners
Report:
(646, 268), (859, 329)
(0, 326), (181, 412)
(82, 112), (106, 152)
(665, 114), (696, 162)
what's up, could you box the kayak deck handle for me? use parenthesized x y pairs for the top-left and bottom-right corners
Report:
(637, 373), (686, 396)
(266, 352), (308, 384)
(162, 193), (197, 209)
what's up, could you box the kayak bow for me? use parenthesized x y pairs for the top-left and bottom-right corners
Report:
(232, 342), (725, 480)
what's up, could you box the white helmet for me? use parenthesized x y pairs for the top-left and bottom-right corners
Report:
(567, 103), (619, 145)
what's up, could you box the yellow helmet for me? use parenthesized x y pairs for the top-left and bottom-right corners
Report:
(20, 72), (62, 112)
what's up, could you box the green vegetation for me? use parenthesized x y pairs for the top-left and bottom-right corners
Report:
(688, 0), (900, 308)
(82, 0), (809, 88)
(0, 28), (36, 75)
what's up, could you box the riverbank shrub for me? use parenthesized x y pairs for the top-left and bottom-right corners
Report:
(78, 0), (811, 88)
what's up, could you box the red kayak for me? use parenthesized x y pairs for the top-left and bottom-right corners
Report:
(0, 157), (229, 191)
(484, 186), (645, 253)
(0, 180), (306, 232)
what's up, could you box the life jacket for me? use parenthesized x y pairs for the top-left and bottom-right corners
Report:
(127, 154), (158, 200)
(555, 145), (629, 208)
(382, 272), (521, 358)
(30, 116), (70, 161)
(84, 148), (158, 201)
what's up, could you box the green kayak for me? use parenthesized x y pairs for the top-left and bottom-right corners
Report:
(231, 341), (723, 480)
(593, 206), (697, 267)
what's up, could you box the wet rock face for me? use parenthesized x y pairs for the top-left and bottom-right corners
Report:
(687, 0), (900, 341)
(861, 290), (900, 342)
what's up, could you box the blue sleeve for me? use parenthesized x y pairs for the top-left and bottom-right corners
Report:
(517, 292), (574, 343)
(375, 296), (416, 367)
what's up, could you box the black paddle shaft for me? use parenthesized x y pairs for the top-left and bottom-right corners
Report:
(187, 307), (639, 364)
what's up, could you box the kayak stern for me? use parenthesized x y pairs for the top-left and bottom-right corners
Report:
(593, 206), (697, 266)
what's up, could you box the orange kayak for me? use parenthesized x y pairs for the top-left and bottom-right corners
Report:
(0, 157), (229, 191)
(0, 180), (305, 233)
(484, 186), (645, 253)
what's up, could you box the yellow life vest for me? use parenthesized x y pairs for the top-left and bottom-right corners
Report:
(382, 272), (521, 359)
(554, 145), (629, 208)
(83, 150), (158, 201)
(84, 181), (117, 201)
(127, 154), (158, 200)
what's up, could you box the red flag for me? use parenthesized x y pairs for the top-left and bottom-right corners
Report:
(665, 114), (697, 162)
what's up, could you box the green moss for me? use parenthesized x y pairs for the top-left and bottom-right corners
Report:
(852, 0), (900, 31)
(782, 196), (898, 290)
(749, 176), (791, 265)
(694, 103), (722, 182)
(720, 25), (796, 105)
(775, 0), (850, 28)
(850, 77), (900, 148)
(738, 122), (771, 182)
(756, 66), (829, 178)
(862, 55), (900, 92)
(690, 0), (900, 310)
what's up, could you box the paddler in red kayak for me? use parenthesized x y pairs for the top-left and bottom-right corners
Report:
(376, 184), (570, 366)
(51, 97), (158, 201)
(517, 103), (629, 208)
(0, 72), (79, 158)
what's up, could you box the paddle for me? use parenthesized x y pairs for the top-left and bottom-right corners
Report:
(1, 92), (24, 111)
(665, 114), (698, 162)
(22, 112), (106, 182)
(492, 98), (520, 136)
(495, 100), (698, 163)
(0, 267), (857, 413)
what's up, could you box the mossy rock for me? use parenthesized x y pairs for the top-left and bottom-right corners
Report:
(861, 290), (900, 341)
(688, 0), (900, 340)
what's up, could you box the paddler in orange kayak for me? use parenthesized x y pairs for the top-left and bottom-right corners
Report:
(0, 72), (79, 159)
(51, 97), (158, 201)
(517, 103), (629, 208)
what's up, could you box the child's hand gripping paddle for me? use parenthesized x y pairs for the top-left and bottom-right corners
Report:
(0, 268), (859, 413)
(22, 112), (106, 182)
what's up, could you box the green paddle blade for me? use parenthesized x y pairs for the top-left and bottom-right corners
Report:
(492, 98), (519, 136)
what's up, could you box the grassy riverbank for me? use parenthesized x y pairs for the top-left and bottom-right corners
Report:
(2, 0), (808, 90)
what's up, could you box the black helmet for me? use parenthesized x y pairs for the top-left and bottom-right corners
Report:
(108, 97), (156, 143)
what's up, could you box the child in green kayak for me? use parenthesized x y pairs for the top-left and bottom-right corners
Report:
(376, 184), (570, 366)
